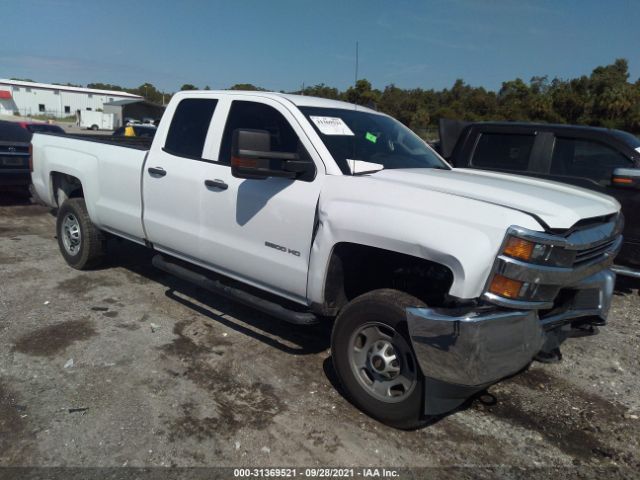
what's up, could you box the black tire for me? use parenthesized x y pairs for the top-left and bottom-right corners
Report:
(56, 198), (106, 269)
(331, 289), (426, 429)
(91, 124), (99, 131)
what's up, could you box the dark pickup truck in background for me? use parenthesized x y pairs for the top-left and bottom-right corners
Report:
(0, 120), (65, 194)
(0, 120), (33, 193)
(439, 120), (640, 277)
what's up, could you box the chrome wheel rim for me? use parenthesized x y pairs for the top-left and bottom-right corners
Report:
(61, 213), (81, 256)
(348, 322), (417, 403)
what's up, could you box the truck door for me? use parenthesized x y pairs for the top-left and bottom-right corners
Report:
(142, 97), (220, 260)
(538, 135), (640, 261)
(195, 97), (324, 303)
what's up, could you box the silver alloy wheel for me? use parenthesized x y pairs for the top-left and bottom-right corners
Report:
(348, 322), (417, 403)
(61, 213), (81, 256)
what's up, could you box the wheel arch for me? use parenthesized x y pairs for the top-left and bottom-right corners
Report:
(315, 242), (454, 316)
(50, 171), (84, 207)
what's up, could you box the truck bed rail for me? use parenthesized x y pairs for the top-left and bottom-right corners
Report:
(39, 132), (152, 151)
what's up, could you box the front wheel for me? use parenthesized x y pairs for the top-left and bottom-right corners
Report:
(56, 198), (106, 269)
(331, 289), (426, 429)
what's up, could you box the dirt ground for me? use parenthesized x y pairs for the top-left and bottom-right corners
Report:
(0, 192), (639, 477)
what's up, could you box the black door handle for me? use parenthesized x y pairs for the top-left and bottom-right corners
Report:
(205, 179), (228, 190)
(148, 167), (166, 177)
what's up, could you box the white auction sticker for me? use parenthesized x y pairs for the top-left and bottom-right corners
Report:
(310, 116), (354, 136)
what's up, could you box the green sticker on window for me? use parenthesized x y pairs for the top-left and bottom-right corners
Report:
(365, 132), (377, 143)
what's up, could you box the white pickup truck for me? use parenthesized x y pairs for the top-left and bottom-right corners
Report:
(31, 91), (623, 428)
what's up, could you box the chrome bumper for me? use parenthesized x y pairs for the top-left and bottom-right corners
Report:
(407, 269), (615, 387)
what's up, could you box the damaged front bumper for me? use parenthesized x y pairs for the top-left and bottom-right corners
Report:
(406, 268), (615, 415)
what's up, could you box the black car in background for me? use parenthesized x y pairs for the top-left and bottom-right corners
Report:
(439, 120), (640, 276)
(18, 122), (65, 135)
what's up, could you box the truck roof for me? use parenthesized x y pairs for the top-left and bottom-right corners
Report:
(173, 90), (379, 114)
(464, 120), (630, 136)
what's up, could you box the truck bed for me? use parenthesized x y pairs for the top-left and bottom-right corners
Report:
(31, 131), (149, 241)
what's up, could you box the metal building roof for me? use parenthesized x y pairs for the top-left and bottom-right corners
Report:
(0, 79), (142, 98)
(103, 99), (144, 106)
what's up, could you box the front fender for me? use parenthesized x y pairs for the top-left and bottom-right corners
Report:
(306, 176), (543, 304)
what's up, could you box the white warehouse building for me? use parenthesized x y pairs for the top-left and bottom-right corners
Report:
(0, 79), (142, 118)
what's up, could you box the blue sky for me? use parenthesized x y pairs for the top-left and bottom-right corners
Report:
(1, 0), (639, 93)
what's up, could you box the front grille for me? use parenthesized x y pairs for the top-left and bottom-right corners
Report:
(574, 239), (616, 266)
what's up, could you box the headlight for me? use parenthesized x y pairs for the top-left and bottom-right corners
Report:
(502, 234), (575, 267)
(485, 230), (572, 305)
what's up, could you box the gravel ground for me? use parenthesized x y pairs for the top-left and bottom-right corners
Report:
(0, 192), (638, 477)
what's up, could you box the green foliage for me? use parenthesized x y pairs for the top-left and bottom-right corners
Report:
(86, 82), (169, 105)
(180, 84), (198, 91)
(299, 83), (341, 99)
(228, 83), (266, 91)
(286, 58), (640, 134)
(78, 58), (639, 134)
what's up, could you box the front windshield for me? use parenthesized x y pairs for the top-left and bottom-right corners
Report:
(299, 106), (448, 174)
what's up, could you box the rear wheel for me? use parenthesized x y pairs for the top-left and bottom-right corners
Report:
(56, 198), (106, 269)
(91, 124), (99, 131)
(331, 289), (426, 429)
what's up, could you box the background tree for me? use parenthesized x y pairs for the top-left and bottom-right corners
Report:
(228, 83), (265, 91)
(81, 58), (640, 139)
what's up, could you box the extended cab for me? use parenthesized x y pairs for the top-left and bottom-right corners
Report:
(440, 119), (640, 277)
(31, 92), (622, 428)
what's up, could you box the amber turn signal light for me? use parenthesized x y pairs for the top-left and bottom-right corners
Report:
(231, 156), (259, 168)
(503, 237), (535, 261)
(489, 274), (523, 299)
(612, 176), (633, 185)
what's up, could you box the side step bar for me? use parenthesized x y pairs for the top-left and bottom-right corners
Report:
(152, 254), (319, 325)
(612, 265), (640, 279)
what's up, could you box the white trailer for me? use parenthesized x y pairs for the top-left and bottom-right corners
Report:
(80, 111), (116, 131)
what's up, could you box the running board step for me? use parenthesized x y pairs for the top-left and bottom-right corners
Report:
(151, 254), (319, 325)
(611, 265), (640, 279)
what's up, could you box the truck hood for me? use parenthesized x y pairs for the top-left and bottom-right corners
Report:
(370, 168), (619, 230)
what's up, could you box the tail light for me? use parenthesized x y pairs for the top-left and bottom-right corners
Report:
(28, 143), (33, 172)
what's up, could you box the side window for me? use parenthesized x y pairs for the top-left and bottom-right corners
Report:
(551, 137), (632, 182)
(164, 98), (218, 158)
(471, 133), (535, 171)
(219, 101), (308, 166)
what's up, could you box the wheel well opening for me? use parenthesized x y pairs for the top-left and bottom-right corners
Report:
(51, 172), (83, 206)
(323, 243), (454, 314)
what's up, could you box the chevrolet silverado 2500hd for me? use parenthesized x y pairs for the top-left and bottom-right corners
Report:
(31, 91), (623, 429)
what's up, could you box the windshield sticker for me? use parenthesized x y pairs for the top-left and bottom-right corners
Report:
(636, 147), (640, 154)
(365, 132), (378, 143)
(310, 116), (354, 136)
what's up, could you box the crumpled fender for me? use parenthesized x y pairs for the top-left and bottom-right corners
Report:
(306, 175), (543, 304)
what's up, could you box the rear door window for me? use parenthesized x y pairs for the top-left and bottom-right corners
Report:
(164, 98), (218, 158)
(471, 132), (535, 171)
(550, 137), (633, 182)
